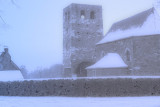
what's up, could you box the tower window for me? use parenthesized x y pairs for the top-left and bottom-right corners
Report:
(101, 51), (105, 57)
(90, 11), (95, 19)
(80, 10), (85, 19)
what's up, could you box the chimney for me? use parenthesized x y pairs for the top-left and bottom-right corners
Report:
(4, 48), (8, 53)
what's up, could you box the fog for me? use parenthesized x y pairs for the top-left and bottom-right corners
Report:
(0, 0), (154, 71)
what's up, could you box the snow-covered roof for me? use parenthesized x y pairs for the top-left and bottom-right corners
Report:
(97, 7), (160, 44)
(0, 70), (23, 81)
(86, 53), (128, 69)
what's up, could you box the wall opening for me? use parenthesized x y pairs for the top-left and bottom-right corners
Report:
(125, 49), (131, 61)
(90, 11), (95, 19)
(101, 51), (105, 57)
(80, 10), (85, 19)
(76, 61), (93, 77)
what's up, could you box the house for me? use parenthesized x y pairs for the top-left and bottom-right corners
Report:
(0, 48), (23, 80)
(0, 48), (19, 70)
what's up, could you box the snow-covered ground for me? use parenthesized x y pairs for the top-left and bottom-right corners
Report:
(0, 96), (160, 107)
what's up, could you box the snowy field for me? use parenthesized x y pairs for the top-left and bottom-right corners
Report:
(0, 96), (160, 107)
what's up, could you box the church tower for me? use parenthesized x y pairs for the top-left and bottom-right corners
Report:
(63, 3), (103, 77)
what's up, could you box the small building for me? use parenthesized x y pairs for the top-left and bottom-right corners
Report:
(0, 48), (19, 70)
(86, 53), (129, 77)
(0, 48), (23, 81)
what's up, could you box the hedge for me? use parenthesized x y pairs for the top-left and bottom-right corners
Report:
(0, 78), (160, 96)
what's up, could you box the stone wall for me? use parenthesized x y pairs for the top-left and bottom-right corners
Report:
(133, 35), (160, 75)
(1, 78), (160, 96)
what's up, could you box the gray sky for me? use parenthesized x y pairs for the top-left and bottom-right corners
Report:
(0, 0), (154, 71)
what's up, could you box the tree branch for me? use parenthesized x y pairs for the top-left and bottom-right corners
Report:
(0, 15), (6, 24)
(11, 0), (19, 8)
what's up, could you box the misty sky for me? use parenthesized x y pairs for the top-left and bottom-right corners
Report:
(0, 0), (154, 71)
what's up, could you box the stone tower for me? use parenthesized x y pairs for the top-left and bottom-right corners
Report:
(63, 3), (103, 77)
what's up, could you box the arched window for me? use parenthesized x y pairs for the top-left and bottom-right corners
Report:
(80, 10), (85, 19)
(90, 11), (95, 19)
(125, 49), (131, 61)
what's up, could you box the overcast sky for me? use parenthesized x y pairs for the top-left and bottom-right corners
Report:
(0, 0), (154, 71)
